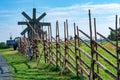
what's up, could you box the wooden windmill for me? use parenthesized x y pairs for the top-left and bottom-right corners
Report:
(18, 8), (51, 60)
(18, 8), (51, 39)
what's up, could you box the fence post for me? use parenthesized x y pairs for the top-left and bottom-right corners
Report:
(43, 31), (47, 63)
(64, 21), (67, 68)
(94, 18), (99, 77)
(74, 23), (79, 79)
(77, 26), (83, 74)
(89, 9), (95, 80)
(48, 25), (52, 63)
(56, 20), (59, 68)
(115, 15), (120, 80)
(66, 20), (69, 60)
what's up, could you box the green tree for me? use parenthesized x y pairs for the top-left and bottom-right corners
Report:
(0, 42), (6, 49)
(108, 27), (120, 41)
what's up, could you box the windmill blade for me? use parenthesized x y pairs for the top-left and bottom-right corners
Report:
(33, 8), (36, 20)
(22, 12), (32, 21)
(18, 22), (27, 25)
(37, 12), (46, 21)
(36, 21), (51, 26)
(40, 22), (51, 26)
(21, 27), (29, 35)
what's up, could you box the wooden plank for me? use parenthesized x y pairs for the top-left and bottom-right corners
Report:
(77, 55), (90, 69)
(67, 45), (75, 54)
(66, 51), (75, 62)
(67, 39), (91, 59)
(78, 37), (90, 48)
(66, 65), (76, 74)
(78, 63), (90, 76)
(58, 50), (64, 58)
(77, 47), (91, 59)
(57, 42), (65, 50)
(94, 50), (117, 70)
(94, 72), (103, 80)
(66, 59), (76, 71)
(94, 40), (117, 59)
(79, 29), (117, 59)
(97, 32), (116, 47)
(95, 61), (117, 79)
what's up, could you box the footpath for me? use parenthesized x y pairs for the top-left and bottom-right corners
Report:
(0, 55), (14, 80)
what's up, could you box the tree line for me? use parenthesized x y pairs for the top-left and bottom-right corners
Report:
(107, 27), (120, 41)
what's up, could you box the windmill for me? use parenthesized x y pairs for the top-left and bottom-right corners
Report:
(18, 8), (51, 39)
(18, 8), (51, 60)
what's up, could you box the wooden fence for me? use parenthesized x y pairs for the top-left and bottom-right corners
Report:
(42, 10), (120, 80)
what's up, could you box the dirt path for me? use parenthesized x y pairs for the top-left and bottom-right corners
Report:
(0, 55), (14, 80)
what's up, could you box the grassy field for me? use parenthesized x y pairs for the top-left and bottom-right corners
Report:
(0, 48), (86, 80)
(0, 41), (117, 80)
(80, 42), (117, 80)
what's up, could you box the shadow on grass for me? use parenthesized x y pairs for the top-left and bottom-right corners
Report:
(1, 48), (86, 80)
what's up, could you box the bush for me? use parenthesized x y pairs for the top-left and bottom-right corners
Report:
(0, 42), (6, 49)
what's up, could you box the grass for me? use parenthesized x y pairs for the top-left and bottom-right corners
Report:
(0, 48), (86, 80)
(0, 41), (117, 80)
(80, 42), (117, 80)
(52, 41), (118, 80)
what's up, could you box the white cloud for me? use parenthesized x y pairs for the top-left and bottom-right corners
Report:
(41, 3), (120, 39)
(1, 3), (120, 42)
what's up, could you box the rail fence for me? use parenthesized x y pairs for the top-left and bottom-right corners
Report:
(42, 10), (120, 80)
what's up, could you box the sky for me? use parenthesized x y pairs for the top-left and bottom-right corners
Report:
(1, 0), (120, 42)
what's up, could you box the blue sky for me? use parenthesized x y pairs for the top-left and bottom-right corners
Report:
(0, 0), (120, 42)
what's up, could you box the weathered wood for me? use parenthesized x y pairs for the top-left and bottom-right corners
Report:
(18, 22), (27, 25)
(36, 21), (51, 26)
(97, 32), (116, 47)
(79, 29), (117, 59)
(21, 27), (29, 35)
(115, 15), (120, 80)
(33, 8), (36, 20)
(77, 55), (90, 69)
(94, 72), (103, 80)
(94, 50), (117, 70)
(22, 12), (32, 21)
(78, 63), (90, 76)
(37, 12), (46, 21)
(66, 59), (76, 71)
(66, 51), (75, 62)
(95, 60), (117, 79)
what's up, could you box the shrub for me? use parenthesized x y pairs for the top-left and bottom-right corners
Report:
(0, 42), (6, 49)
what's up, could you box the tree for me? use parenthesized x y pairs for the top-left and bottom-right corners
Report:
(0, 42), (6, 49)
(108, 27), (120, 41)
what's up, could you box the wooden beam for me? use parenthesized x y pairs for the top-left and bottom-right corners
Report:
(18, 22), (27, 25)
(22, 11), (32, 21)
(37, 12), (46, 21)
(21, 27), (29, 35)
(35, 25), (44, 34)
(40, 22), (51, 26)
(33, 8), (36, 20)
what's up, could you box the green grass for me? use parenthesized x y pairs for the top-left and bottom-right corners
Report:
(53, 41), (118, 80)
(0, 48), (86, 80)
(0, 41), (117, 80)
